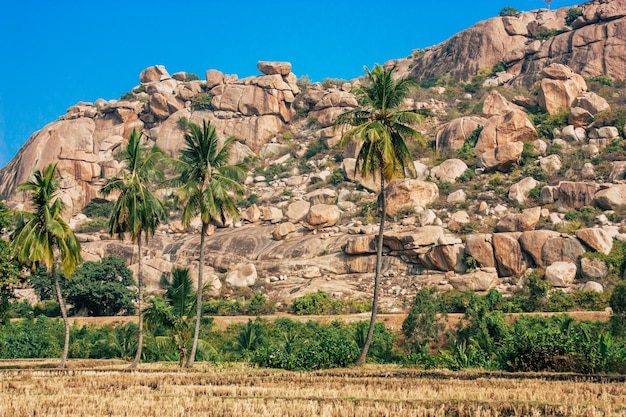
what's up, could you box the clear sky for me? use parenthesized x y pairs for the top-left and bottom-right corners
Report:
(0, 0), (580, 168)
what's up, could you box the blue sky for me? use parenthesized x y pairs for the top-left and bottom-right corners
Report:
(0, 0), (580, 168)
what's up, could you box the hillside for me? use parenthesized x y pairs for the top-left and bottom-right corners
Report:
(2, 0), (626, 311)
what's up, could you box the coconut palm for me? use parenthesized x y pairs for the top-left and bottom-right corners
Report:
(11, 163), (82, 368)
(169, 120), (245, 367)
(144, 267), (213, 366)
(100, 129), (166, 368)
(335, 64), (423, 366)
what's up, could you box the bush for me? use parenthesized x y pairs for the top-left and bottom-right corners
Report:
(587, 74), (614, 87)
(82, 198), (114, 218)
(303, 140), (326, 159)
(33, 301), (61, 317)
(581, 239), (626, 280)
(491, 61), (506, 74)
(191, 92), (214, 111)
(77, 218), (109, 233)
(565, 8), (583, 26)
(456, 126), (482, 163)
(546, 290), (575, 312)
(499, 6), (520, 17)
(609, 281), (626, 337)
(402, 288), (445, 353)
(184, 73), (200, 81)
(532, 29), (565, 40)
(330, 169), (345, 185)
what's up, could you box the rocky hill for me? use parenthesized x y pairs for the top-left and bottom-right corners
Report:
(2, 0), (626, 311)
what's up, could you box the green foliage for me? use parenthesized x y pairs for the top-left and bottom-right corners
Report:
(436, 181), (452, 195)
(581, 239), (626, 280)
(77, 218), (109, 233)
(563, 206), (597, 225)
(546, 290), (575, 312)
(587, 74), (614, 87)
(330, 169), (346, 185)
(610, 282), (626, 337)
(511, 271), (551, 312)
(33, 300), (61, 317)
(177, 117), (189, 131)
(203, 293), (276, 316)
(350, 321), (397, 363)
(184, 73), (200, 81)
(529, 110), (569, 139)
(528, 182), (546, 201)
(402, 288), (445, 353)
(66, 257), (136, 316)
(419, 76), (446, 89)
(0, 201), (12, 230)
(82, 198), (114, 219)
(0, 240), (20, 323)
(456, 126), (482, 163)
(303, 139), (327, 159)
(252, 320), (359, 370)
(499, 6), (520, 17)
(565, 8), (583, 26)
(0, 316), (63, 358)
(290, 291), (369, 315)
(532, 29), (565, 40)
(491, 61), (506, 74)
(190, 92), (214, 111)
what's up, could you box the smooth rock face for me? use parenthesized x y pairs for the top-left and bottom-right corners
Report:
(545, 261), (577, 287)
(493, 233), (527, 277)
(285, 200), (311, 223)
(435, 116), (487, 150)
(475, 109), (537, 154)
(273, 222), (296, 241)
(257, 61), (292, 75)
(430, 159), (468, 183)
(140, 65), (170, 83)
(226, 264), (258, 287)
(576, 228), (613, 255)
(449, 269), (499, 291)
(306, 204), (341, 228)
(384, 179), (439, 217)
(538, 64), (587, 115)
(541, 236), (586, 265)
(508, 177), (539, 205)
(580, 257), (608, 280)
(495, 207), (541, 233)
(479, 141), (524, 172)
(595, 184), (626, 210)
(465, 234), (496, 268)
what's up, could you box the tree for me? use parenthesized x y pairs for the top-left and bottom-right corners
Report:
(144, 267), (211, 367)
(66, 257), (136, 316)
(335, 64), (423, 365)
(10, 163), (82, 368)
(0, 240), (20, 324)
(499, 6), (520, 17)
(100, 129), (166, 368)
(169, 120), (245, 367)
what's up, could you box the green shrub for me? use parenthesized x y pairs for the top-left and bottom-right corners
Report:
(529, 110), (569, 139)
(610, 281), (626, 337)
(456, 126), (482, 163)
(565, 8), (583, 26)
(436, 181), (452, 194)
(291, 291), (334, 315)
(546, 290), (575, 312)
(177, 117), (189, 131)
(402, 288), (445, 353)
(532, 29), (565, 40)
(184, 73), (200, 81)
(491, 61), (506, 74)
(191, 92), (214, 111)
(33, 301), (61, 317)
(499, 6), (520, 17)
(82, 198), (114, 218)
(77, 218), (109, 233)
(303, 139), (326, 159)
(581, 239), (626, 280)
(330, 169), (345, 185)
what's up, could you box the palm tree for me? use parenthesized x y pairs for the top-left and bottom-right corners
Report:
(100, 129), (166, 368)
(144, 267), (213, 367)
(11, 163), (82, 368)
(335, 64), (423, 366)
(169, 120), (245, 367)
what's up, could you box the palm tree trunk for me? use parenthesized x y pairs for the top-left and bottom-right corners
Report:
(130, 231), (144, 369)
(53, 263), (70, 369)
(186, 222), (206, 368)
(355, 174), (386, 366)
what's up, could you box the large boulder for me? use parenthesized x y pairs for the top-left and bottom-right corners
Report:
(556, 181), (600, 209)
(226, 264), (257, 287)
(344, 235), (377, 255)
(571, 92), (610, 115)
(518, 230), (561, 267)
(538, 64), (587, 115)
(285, 200), (311, 223)
(449, 268), (499, 291)
(140, 65), (170, 83)
(383, 226), (446, 251)
(540, 154), (562, 177)
(257, 61), (292, 76)
(425, 243), (466, 272)
(430, 159), (468, 183)
(384, 179), (439, 217)
(435, 116), (487, 151)
(475, 109), (538, 154)
(576, 228), (613, 255)
(305, 204), (341, 228)
(493, 233), (527, 277)
(482, 90), (519, 118)
(479, 141), (524, 172)
(595, 184), (626, 210)
(545, 262), (577, 287)
(580, 257), (609, 280)
(495, 206), (541, 233)
(465, 234), (496, 268)
(508, 177), (539, 205)
(541, 236), (587, 266)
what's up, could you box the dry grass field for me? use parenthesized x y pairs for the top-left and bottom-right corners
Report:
(1, 360), (625, 417)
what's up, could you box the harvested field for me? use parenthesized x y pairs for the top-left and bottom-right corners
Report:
(1, 361), (625, 417)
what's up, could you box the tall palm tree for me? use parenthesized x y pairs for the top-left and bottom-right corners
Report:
(335, 64), (423, 366)
(11, 163), (82, 368)
(100, 129), (166, 368)
(144, 267), (214, 366)
(170, 120), (245, 367)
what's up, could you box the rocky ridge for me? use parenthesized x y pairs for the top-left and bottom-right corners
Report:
(2, 0), (626, 310)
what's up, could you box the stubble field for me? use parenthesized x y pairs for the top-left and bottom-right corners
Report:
(1, 360), (625, 417)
